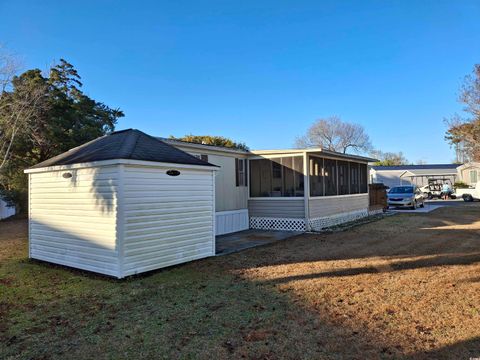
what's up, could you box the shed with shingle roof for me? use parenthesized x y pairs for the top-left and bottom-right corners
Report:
(25, 129), (218, 278)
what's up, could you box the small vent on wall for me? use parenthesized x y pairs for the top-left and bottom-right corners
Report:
(166, 169), (181, 177)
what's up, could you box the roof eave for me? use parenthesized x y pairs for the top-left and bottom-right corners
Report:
(160, 138), (250, 155)
(24, 159), (219, 174)
(251, 148), (377, 162)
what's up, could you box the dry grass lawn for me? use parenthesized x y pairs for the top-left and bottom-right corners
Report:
(1, 204), (480, 359)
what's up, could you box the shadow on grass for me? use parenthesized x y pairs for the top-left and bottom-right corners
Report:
(1, 205), (480, 359)
(256, 252), (480, 286)
(223, 205), (480, 271)
(2, 245), (389, 359)
(403, 336), (480, 359)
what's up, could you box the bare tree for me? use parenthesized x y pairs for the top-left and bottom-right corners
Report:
(0, 49), (48, 170)
(0, 85), (49, 170)
(445, 64), (480, 161)
(459, 64), (480, 118)
(370, 150), (408, 166)
(295, 116), (372, 154)
(0, 45), (21, 94)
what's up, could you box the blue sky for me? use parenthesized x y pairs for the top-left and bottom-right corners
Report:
(1, 1), (479, 163)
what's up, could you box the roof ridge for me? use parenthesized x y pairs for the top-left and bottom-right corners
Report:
(118, 129), (141, 158)
(28, 128), (220, 169)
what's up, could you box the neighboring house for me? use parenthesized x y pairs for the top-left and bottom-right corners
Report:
(370, 164), (460, 188)
(0, 198), (16, 220)
(25, 129), (378, 278)
(457, 162), (480, 186)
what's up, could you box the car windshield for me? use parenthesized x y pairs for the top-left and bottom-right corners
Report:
(390, 186), (414, 194)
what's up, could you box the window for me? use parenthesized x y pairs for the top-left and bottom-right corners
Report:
(249, 156), (304, 197)
(470, 170), (478, 184)
(309, 157), (324, 196)
(349, 163), (360, 194)
(338, 161), (350, 195)
(324, 158), (337, 196)
(282, 157), (296, 196)
(309, 157), (369, 196)
(235, 158), (247, 187)
(359, 163), (368, 193)
(293, 157), (305, 196)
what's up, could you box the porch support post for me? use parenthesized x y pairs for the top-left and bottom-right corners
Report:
(303, 151), (311, 231)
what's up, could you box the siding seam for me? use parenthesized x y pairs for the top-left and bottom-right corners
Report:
(117, 165), (125, 278)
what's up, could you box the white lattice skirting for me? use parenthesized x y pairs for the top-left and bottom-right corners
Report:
(250, 217), (306, 232)
(309, 208), (370, 231)
(368, 208), (384, 216)
(250, 208), (384, 232)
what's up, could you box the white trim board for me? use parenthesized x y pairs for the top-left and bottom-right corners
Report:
(215, 209), (249, 236)
(24, 159), (219, 174)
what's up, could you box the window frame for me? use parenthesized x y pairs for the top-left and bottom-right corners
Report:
(235, 158), (248, 187)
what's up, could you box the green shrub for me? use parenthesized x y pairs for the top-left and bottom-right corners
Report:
(454, 181), (469, 189)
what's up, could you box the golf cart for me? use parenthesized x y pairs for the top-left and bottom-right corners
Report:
(419, 178), (453, 199)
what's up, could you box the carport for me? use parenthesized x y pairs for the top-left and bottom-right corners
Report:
(399, 168), (457, 187)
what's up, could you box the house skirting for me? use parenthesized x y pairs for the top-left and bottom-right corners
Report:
(250, 207), (383, 233)
(216, 209), (249, 235)
(249, 217), (306, 232)
(309, 208), (369, 231)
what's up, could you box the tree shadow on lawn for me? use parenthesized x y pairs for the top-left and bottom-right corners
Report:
(2, 251), (406, 359)
(2, 204), (480, 359)
(256, 251), (480, 285)
(404, 336), (480, 360)
(225, 205), (480, 271)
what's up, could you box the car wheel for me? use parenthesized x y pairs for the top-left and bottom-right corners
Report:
(463, 194), (474, 202)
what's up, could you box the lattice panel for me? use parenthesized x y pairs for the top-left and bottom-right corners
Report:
(309, 209), (369, 231)
(250, 217), (306, 232)
(368, 208), (384, 216)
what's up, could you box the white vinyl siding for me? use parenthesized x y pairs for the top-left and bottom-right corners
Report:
(371, 170), (413, 188)
(216, 209), (249, 235)
(309, 194), (369, 218)
(121, 165), (215, 277)
(459, 164), (480, 185)
(182, 150), (248, 212)
(248, 199), (305, 218)
(29, 166), (120, 277)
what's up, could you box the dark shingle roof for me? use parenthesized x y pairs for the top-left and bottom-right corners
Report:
(371, 164), (460, 171)
(30, 129), (216, 169)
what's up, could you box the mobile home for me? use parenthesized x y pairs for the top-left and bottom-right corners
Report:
(26, 129), (378, 277)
